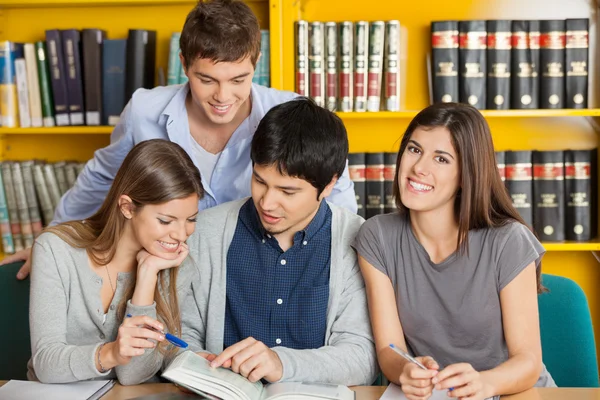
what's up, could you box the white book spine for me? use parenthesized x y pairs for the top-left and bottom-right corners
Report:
(15, 59), (32, 128)
(24, 44), (43, 127)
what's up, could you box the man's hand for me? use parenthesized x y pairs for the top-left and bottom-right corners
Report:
(0, 247), (32, 280)
(210, 337), (283, 383)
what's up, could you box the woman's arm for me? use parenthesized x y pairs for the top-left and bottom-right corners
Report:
(434, 262), (542, 398)
(358, 255), (439, 398)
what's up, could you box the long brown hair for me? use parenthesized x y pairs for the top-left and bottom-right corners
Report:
(392, 102), (544, 292)
(45, 139), (204, 352)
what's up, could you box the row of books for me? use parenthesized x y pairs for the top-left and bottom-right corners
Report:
(0, 28), (157, 128)
(431, 18), (589, 110)
(0, 160), (86, 254)
(294, 20), (405, 113)
(348, 149), (597, 243)
(165, 30), (271, 88)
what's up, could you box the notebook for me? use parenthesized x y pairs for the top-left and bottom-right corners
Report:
(380, 383), (499, 400)
(0, 379), (115, 400)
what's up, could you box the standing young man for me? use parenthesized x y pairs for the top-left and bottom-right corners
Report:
(3, 0), (357, 278)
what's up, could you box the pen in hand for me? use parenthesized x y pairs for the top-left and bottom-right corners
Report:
(389, 344), (453, 391)
(126, 314), (188, 349)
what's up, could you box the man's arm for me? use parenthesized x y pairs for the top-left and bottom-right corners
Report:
(271, 257), (378, 386)
(326, 160), (358, 214)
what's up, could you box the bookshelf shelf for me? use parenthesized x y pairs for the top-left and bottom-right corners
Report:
(0, 0), (265, 8)
(0, 127), (113, 135)
(542, 241), (600, 252)
(336, 109), (600, 120)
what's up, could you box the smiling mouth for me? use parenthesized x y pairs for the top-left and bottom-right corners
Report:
(210, 103), (232, 112)
(408, 178), (433, 192)
(158, 240), (180, 251)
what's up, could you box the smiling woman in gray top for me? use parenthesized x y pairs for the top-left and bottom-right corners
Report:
(353, 103), (555, 400)
(27, 139), (203, 384)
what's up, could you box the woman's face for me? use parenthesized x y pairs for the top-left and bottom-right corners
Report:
(398, 126), (460, 215)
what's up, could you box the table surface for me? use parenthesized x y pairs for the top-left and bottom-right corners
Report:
(2, 381), (600, 399)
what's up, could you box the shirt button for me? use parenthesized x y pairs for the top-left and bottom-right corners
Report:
(267, 234), (272, 238)
(262, 239), (265, 244)
(275, 338), (282, 345)
(277, 299), (283, 305)
(280, 259), (286, 265)
(303, 241), (308, 246)
(109, 305), (115, 310)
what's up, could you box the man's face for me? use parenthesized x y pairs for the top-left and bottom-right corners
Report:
(182, 54), (256, 125)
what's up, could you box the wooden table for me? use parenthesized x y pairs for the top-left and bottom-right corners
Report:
(98, 383), (600, 400)
(2, 381), (600, 399)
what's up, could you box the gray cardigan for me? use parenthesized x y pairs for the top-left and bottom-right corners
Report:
(27, 231), (176, 385)
(182, 199), (377, 385)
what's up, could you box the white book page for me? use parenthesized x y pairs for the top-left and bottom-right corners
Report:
(162, 351), (264, 400)
(380, 383), (499, 400)
(263, 382), (354, 400)
(0, 379), (113, 400)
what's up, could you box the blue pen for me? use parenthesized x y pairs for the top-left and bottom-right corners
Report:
(126, 314), (188, 349)
(389, 344), (453, 391)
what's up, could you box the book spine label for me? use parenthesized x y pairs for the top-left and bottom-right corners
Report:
(505, 151), (533, 227)
(354, 21), (369, 112)
(431, 21), (459, 103)
(384, 21), (401, 111)
(532, 151), (565, 241)
(35, 42), (56, 127)
(486, 21), (511, 109)
(365, 152), (385, 218)
(338, 22), (353, 112)
(367, 21), (385, 112)
(46, 30), (70, 125)
(564, 150), (592, 241)
(308, 22), (325, 107)
(325, 22), (338, 112)
(565, 19), (588, 108)
(295, 21), (309, 96)
(459, 21), (487, 109)
(348, 153), (366, 219)
(539, 20), (565, 109)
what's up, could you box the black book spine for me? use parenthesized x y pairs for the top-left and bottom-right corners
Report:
(459, 20), (487, 109)
(61, 29), (85, 125)
(564, 150), (593, 241)
(45, 29), (70, 126)
(532, 150), (565, 241)
(82, 29), (106, 126)
(348, 153), (366, 219)
(125, 30), (150, 101)
(529, 21), (540, 109)
(495, 151), (506, 182)
(486, 20), (511, 109)
(505, 150), (533, 227)
(511, 21), (538, 109)
(102, 39), (127, 126)
(431, 20), (459, 103)
(144, 30), (157, 90)
(539, 20), (565, 109)
(384, 152), (396, 214)
(366, 152), (385, 219)
(565, 19), (588, 109)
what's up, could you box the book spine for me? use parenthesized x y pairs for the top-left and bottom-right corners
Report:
(505, 150), (533, 227)
(384, 152), (396, 214)
(325, 22), (338, 112)
(564, 149), (592, 241)
(0, 41), (19, 128)
(32, 163), (54, 226)
(496, 151), (506, 182)
(0, 169), (14, 254)
(11, 163), (34, 248)
(20, 161), (43, 237)
(431, 20), (459, 103)
(459, 20), (487, 109)
(15, 58), (32, 128)
(24, 43), (43, 127)
(565, 19), (588, 109)
(354, 21), (369, 112)
(511, 21), (535, 109)
(367, 21), (385, 112)
(529, 21), (541, 109)
(102, 39), (127, 126)
(348, 152), (366, 219)
(53, 161), (69, 195)
(65, 162), (78, 187)
(338, 21), (353, 112)
(45, 30), (70, 125)
(486, 20), (511, 109)
(144, 30), (157, 90)
(384, 20), (401, 111)
(258, 30), (270, 87)
(82, 29), (105, 125)
(61, 30), (85, 125)
(539, 20), (565, 109)
(366, 152), (384, 218)
(532, 150), (565, 241)
(1, 163), (24, 252)
(295, 21), (309, 96)
(43, 163), (62, 208)
(167, 32), (182, 85)
(308, 22), (325, 108)
(35, 41), (56, 127)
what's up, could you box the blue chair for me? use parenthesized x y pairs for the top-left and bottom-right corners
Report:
(0, 261), (31, 380)
(538, 273), (599, 387)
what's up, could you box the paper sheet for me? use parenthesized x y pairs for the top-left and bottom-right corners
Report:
(0, 379), (114, 400)
(379, 383), (450, 400)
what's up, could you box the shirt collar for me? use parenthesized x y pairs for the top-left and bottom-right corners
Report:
(239, 198), (330, 243)
(161, 83), (189, 121)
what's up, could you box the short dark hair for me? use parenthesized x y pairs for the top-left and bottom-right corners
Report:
(180, 0), (261, 68)
(251, 98), (349, 198)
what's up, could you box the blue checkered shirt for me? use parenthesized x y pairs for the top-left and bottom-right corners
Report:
(224, 198), (332, 350)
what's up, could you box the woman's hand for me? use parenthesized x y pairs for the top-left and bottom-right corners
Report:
(433, 363), (493, 400)
(108, 315), (165, 367)
(399, 356), (439, 400)
(136, 244), (189, 275)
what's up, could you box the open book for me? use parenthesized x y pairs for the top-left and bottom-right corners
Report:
(161, 351), (355, 400)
